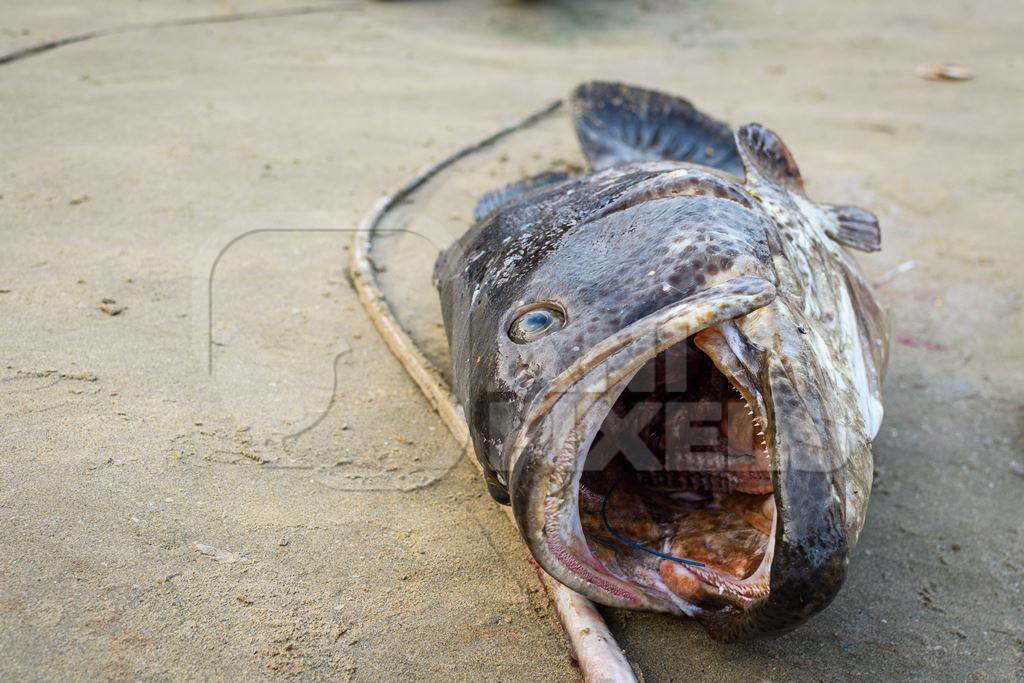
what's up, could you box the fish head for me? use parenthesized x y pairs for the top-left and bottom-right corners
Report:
(435, 162), (882, 639)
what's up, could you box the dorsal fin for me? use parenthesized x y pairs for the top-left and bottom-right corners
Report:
(473, 170), (572, 222)
(571, 82), (743, 176)
(734, 123), (804, 192)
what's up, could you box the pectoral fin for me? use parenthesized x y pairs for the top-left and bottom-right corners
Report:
(571, 81), (743, 176)
(823, 204), (882, 252)
(734, 124), (881, 251)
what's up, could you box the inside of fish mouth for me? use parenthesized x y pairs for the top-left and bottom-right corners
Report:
(577, 334), (775, 607)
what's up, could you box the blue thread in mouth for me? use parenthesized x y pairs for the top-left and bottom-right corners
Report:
(600, 475), (706, 568)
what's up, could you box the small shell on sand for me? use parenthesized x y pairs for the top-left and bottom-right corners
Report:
(917, 63), (974, 82)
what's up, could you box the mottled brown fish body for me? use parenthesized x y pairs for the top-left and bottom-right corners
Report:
(435, 83), (887, 638)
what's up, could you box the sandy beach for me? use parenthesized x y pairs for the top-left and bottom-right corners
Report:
(2, 1), (1022, 680)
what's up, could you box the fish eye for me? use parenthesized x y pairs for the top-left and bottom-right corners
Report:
(508, 303), (565, 343)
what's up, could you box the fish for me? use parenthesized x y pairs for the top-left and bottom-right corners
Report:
(433, 82), (888, 640)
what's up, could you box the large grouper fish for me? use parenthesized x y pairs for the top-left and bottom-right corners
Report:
(433, 82), (888, 639)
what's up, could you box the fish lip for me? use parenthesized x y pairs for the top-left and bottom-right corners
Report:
(507, 277), (778, 613)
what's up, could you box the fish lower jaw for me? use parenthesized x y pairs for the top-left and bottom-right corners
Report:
(533, 480), (776, 616)
(551, 486), (776, 604)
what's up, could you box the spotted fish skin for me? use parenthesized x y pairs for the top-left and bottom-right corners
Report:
(439, 164), (774, 479)
(434, 82), (888, 639)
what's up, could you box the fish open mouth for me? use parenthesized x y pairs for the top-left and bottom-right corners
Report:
(577, 336), (776, 613)
(509, 277), (779, 617)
